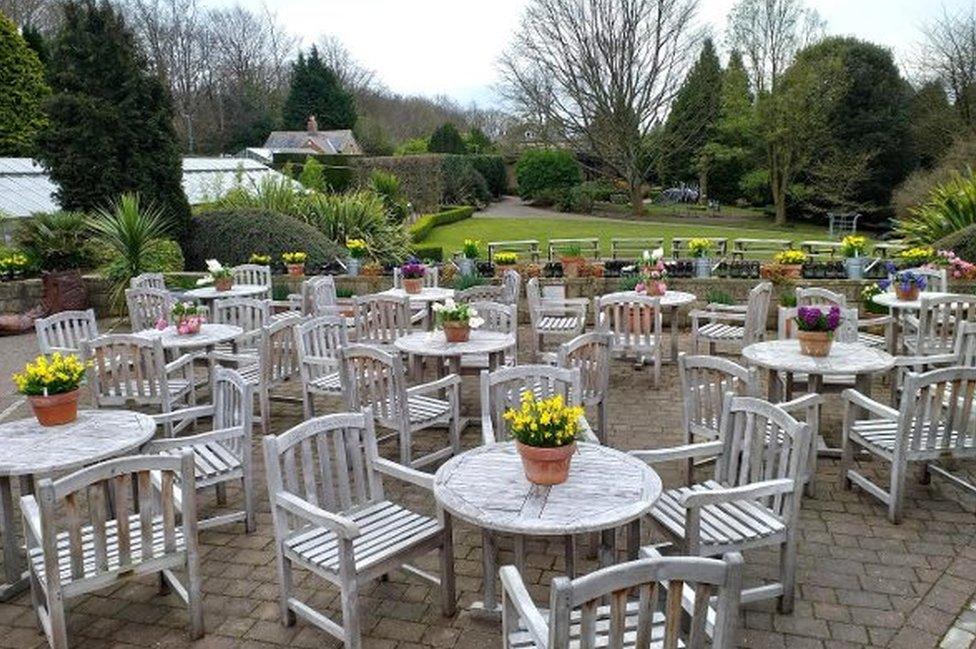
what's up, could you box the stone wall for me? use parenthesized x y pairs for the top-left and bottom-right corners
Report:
(0, 275), (116, 317)
(348, 155), (444, 213)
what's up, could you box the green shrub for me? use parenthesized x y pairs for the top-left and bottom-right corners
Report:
(895, 167), (976, 244)
(934, 223), (976, 263)
(15, 211), (95, 271)
(187, 209), (340, 270)
(409, 206), (476, 243)
(441, 156), (490, 205)
(706, 289), (734, 305)
(428, 123), (467, 154)
(368, 170), (410, 222)
(410, 244), (443, 262)
(211, 174), (307, 215)
(298, 156), (327, 191)
(466, 155), (507, 196)
(578, 179), (615, 202)
(515, 149), (582, 200)
(0, 12), (49, 156)
(452, 273), (485, 290)
(395, 137), (429, 155)
(302, 190), (411, 264)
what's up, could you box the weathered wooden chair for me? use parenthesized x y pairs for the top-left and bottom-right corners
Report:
(263, 410), (456, 649)
(301, 275), (338, 316)
(894, 266), (948, 293)
(146, 367), (255, 532)
(840, 366), (976, 523)
(480, 365), (597, 445)
(500, 548), (743, 649)
(903, 294), (976, 356)
(393, 265), (440, 289)
(81, 334), (196, 436)
(455, 283), (506, 304)
(890, 321), (976, 402)
(340, 344), (461, 469)
(34, 309), (99, 355)
(130, 272), (167, 290)
(457, 301), (518, 372)
(525, 277), (587, 361)
(21, 451), (203, 648)
(294, 315), (348, 417)
(352, 294), (411, 352)
(594, 292), (663, 386)
(632, 395), (810, 612)
(794, 286), (895, 351)
(125, 287), (175, 331)
(210, 297), (270, 355)
(690, 281), (772, 355)
(231, 263), (272, 296)
(554, 332), (613, 443)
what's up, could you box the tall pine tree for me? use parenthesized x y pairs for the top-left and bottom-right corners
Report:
(37, 0), (191, 239)
(283, 46), (356, 130)
(0, 13), (49, 156)
(658, 38), (723, 187)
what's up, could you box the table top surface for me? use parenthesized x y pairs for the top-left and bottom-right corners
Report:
(394, 330), (515, 357)
(182, 284), (268, 299)
(134, 323), (243, 349)
(871, 291), (954, 310)
(742, 339), (895, 375)
(0, 410), (156, 477)
(380, 287), (456, 302)
(433, 442), (662, 536)
(601, 290), (697, 307)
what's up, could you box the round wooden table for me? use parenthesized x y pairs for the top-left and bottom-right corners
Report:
(394, 329), (515, 377)
(182, 283), (268, 301)
(0, 410), (156, 600)
(134, 323), (243, 351)
(601, 290), (697, 362)
(872, 290), (954, 351)
(433, 442), (662, 617)
(380, 287), (456, 330)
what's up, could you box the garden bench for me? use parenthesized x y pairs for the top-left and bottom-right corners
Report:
(672, 237), (727, 259)
(548, 238), (600, 260)
(828, 212), (860, 236)
(488, 240), (540, 263)
(798, 240), (843, 258)
(730, 238), (792, 260)
(872, 241), (907, 258)
(610, 237), (664, 260)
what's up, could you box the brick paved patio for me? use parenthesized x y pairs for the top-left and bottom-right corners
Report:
(0, 327), (974, 649)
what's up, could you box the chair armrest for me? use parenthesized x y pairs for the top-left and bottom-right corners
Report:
(144, 426), (245, 452)
(629, 441), (724, 465)
(481, 414), (497, 446)
(892, 353), (957, 368)
(373, 457), (434, 491)
(705, 303), (747, 313)
(857, 315), (895, 327)
(500, 565), (550, 649)
(275, 492), (360, 539)
(842, 388), (899, 420)
(578, 415), (600, 445)
(547, 297), (589, 308)
(303, 355), (339, 369)
(20, 495), (43, 543)
(689, 310), (747, 324)
(152, 404), (214, 425)
(680, 478), (794, 508)
(778, 393), (822, 415)
(164, 353), (198, 374)
(210, 350), (259, 366)
(407, 373), (462, 397)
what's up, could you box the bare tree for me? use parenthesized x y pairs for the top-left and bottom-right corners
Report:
(499, 0), (702, 213)
(726, 0), (825, 95)
(0, 0), (59, 30)
(317, 35), (377, 94)
(918, 6), (976, 129)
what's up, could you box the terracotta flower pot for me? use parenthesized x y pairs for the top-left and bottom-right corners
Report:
(214, 276), (233, 291)
(895, 285), (920, 301)
(644, 282), (667, 297)
(177, 316), (203, 335)
(402, 278), (424, 294)
(287, 263), (306, 277)
(762, 263), (803, 280)
(29, 389), (80, 426)
(561, 257), (583, 279)
(494, 263), (516, 278)
(516, 441), (576, 486)
(797, 330), (833, 357)
(442, 322), (471, 343)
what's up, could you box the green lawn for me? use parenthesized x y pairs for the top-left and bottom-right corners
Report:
(424, 214), (834, 258)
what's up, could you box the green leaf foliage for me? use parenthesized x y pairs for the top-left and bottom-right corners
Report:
(428, 122), (467, 154)
(36, 0), (191, 239)
(0, 12), (50, 156)
(895, 167), (976, 244)
(15, 211), (94, 271)
(283, 46), (356, 130)
(514, 149), (581, 200)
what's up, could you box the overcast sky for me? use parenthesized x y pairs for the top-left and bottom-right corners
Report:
(203, 0), (971, 105)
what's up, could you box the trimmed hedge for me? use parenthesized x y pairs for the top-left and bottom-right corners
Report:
(934, 223), (976, 263)
(410, 244), (444, 261)
(186, 209), (342, 270)
(409, 205), (475, 243)
(515, 149), (582, 199)
(466, 155), (507, 196)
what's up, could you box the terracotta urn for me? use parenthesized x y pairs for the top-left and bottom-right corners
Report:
(494, 263), (517, 278)
(214, 276), (233, 291)
(797, 330), (832, 357)
(516, 441), (576, 486)
(561, 257), (583, 279)
(286, 263), (306, 277)
(29, 389), (80, 426)
(402, 278), (423, 294)
(442, 322), (471, 343)
(895, 285), (920, 301)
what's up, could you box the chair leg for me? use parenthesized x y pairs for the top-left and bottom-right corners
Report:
(186, 564), (205, 640)
(339, 540), (362, 649)
(276, 551), (296, 626)
(888, 456), (908, 524)
(257, 390), (268, 436)
(399, 426), (412, 467)
(28, 570), (44, 633)
(47, 588), (68, 649)
(243, 474), (256, 533)
(439, 512), (457, 617)
(598, 401), (608, 445)
(260, 386), (271, 436)
(215, 483), (227, 506)
(302, 390), (314, 419)
(777, 529), (798, 614)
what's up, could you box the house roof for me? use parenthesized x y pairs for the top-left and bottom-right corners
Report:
(263, 129), (363, 155)
(0, 157), (291, 218)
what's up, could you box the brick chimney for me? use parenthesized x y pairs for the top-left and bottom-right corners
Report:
(306, 115), (318, 134)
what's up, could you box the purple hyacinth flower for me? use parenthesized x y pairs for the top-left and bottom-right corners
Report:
(877, 279), (890, 291)
(826, 305), (841, 330)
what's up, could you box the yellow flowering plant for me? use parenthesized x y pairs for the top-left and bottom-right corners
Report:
(773, 249), (808, 265)
(249, 253), (271, 265)
(494, 251), (519, 265)
(282, 251), (308, 264)
(899, 246), (935, 266)
(839, 235), (868, 258)
(503, 391), (585, 448)
(687, 238), (715, 258)
(346, 239), (368, 259)
(12, 353), (87, 396)
(461, 239), (481, 259)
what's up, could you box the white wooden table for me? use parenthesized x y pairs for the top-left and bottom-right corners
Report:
(601, 290), (696, 362)
(433, 442), (662, 617)
(872, 290), (953, 351)
(379, 287), (455, 330)
(0, 410), (156, 600)
(134, 323), (243, 381)
(182, 283), (268, 301)
(394, 329), (515, 377)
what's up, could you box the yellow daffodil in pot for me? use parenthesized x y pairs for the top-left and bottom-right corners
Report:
(504, 391), (585, 485)
(13, 353), (87, 426)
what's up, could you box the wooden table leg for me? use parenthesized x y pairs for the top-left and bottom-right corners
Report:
(599, 528), (616, 567)
(513, 535), (526, 575)
(766, 368), (783, 402)
(563, 535), (575, 578)
(0, 475), (28, 601)
(471, 528), (501, 619)
(626, 519), (641, 561)
(668, 306), (680, 363)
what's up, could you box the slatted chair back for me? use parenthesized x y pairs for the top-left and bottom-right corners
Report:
(679, 355), (758, 443)
(898, 266), (948, 293)
(339, 344), (409, 428)
(353, 294), (411, 348)
(469, 301), (517, 335)
(294, 315), (348, 385)
(260, 314), (302, 387)
(232, 264), (273, 292)
(35, 309), (99, 355)
(953, 322), (976, 365)
(898, 367), (976, 456)
(81, 334), (170, 407)
(125, 287), (174, 331)
(130, 272), (166, 290)
(716, 395), (809, 520)
(212, 365), (252, 439)
(264, 410), (382, 530)
(455, 284), (505, 304)
(743, 282), (773, 345)
(557, 332), (612, 408)
(794, 286), (847, 307)
(302, 275), (338, 316)
(31, 451), (198, 597)
(525, 277), (544, 326)
(539, 553), (743, 649)
(777, 306), (859, 343)
(914, 295), (976, 355)
(394, 265), (439, 288)
(502, 269), (521, 305)
(594, 293), (662, 352)
(480, 365), (581, 443)
(211, 297), (270, 333)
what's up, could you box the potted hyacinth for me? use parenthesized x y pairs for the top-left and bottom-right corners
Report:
(635, 247), (668, 297)
(504, 391), (586, 485)
(346, 239), (367, 276)
(889, 269), (928, 301)
(794, 305), (842, 357)
(458, 239), (480, 276)
(400, 257), (427, 294)
(433, 298), (484, 343)
(282, 251), (307, 277)
(13, 353), (87, 426)
(840, 235), (869, 279)
(170, 301), (206, 335)
(198, 259), (233, 291)
(687, 238), (715, 278)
